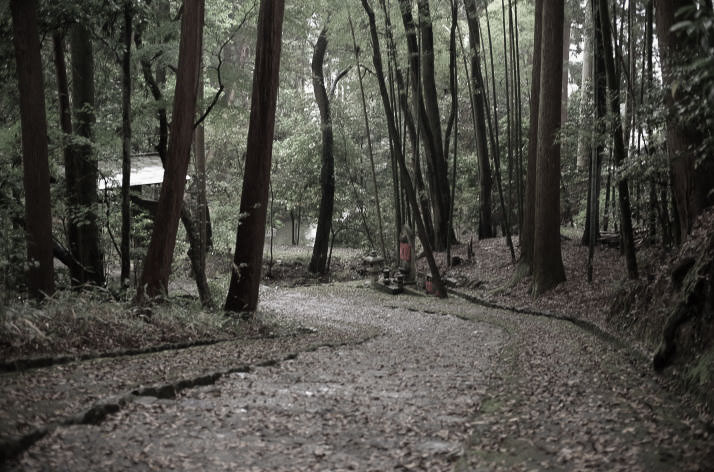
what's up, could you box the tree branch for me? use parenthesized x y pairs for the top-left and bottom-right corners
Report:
(329, 65), (353, 100)
(194, 1), (258, 128)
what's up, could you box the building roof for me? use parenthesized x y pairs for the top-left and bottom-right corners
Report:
(98, 155), (190, 190)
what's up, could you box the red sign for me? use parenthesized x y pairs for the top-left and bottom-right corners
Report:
(400, 242), (411, 262)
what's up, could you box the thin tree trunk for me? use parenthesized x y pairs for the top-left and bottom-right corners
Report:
(121, 0), (133, 288)
(587, 0), (606, 279)
(517, 0), (542, 277)
(308, 28), (335, 275)
(598, 0), (638, 279)
(464, 0), (496, 241)
(383, 0), (435, 247)
(398, 0), (448, 250)
(224, 0), (284, 312)
(395, 66), (435, 246)
(348, 13), (387, 261)
(194, 62), (209, 283)
(576, 0), (594, 171)
(52, 33), (79, 275)
(482, 13), (513, 256)
(379, 0), (406, 257)
(417, 0), (451, 249)
(603, 154), (612, 231)
(513, 0), (525, 230)
(138, 0), (205, 301)
(446, 0), (458, 264)
(561, 11), (571, 125)
(11, 0), (55, 298)
(501, 0), (514, 233)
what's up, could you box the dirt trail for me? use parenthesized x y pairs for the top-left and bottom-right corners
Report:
(4, 283), (714, 471)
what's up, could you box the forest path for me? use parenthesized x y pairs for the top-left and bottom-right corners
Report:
(5, 283), (714, 471)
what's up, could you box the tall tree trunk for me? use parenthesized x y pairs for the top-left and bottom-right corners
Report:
(446, 0), (458, 264)
(194, 55), (209, 287)
(361, 0), (446, 298)
(586, 0), (606, 278)
(655, 0), (714, 240)
(598, 0), (638, 279)
(464, 0), (495, 240)
(379, 0), (405, 257)
(11, 0), (55, 298)
(121, 1), (133, 288)
(308, 28), (334, 275)
(137, 0), (205, 301)
(52, 33), (78, 271)
(512, 0), (525, 230)
(501, 0), (513, 234)
(561, 11), (571, 125)
(70, 24), (105, 286)
(532, 0), (566, 296)
(382, 0), (434, 247)
(395, 66), (436, 246)
(398, 0), (449, 250)
(603, 154), (612, 231)
(581, 0), (606, 247)
(576, 0), (594, 171)
(517, 0), (543, 276)
(224, 0), (285, 312)
(417, 0), (451, 250)
(483, 11), (514, 256)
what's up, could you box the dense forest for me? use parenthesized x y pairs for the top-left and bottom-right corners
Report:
(3, 0), (714, 468)
(2, 0), (713, 360)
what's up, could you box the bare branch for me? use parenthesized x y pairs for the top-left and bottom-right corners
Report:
(194, 1), (258, 128)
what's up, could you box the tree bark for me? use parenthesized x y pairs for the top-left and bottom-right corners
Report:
(394, 66), (436, 247)
(194, 53), (209, 287)
(131, 196), (212, 307)
(398, 0), (450, 250)
(581, 0), (606, 247)
(586, 0), (606, 279)
(464, 0), (495, 241)
(598, 0), (638, 279)
(11, 0), (55, 298)
(52, 33), (79, 273)
(532, 0), (566, 296)
(517, 0), (542, 277)
(70, 24), (105, 286)
(576, 0), (594, 171)
(308, 28), (335, 275)
(138, 0), (205, 301)
(482, 10), (514, 257)
(417, 0), (452, 250)
(121, 1), (133, 288)
(224, 0), (285, 312)
(561, 11), (571, 125)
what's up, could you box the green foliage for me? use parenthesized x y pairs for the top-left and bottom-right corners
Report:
(0, 124), (26, 298)
(669, 3), (714, 166)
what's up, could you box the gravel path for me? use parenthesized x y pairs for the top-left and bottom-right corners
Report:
(4, 282), (714, 470)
